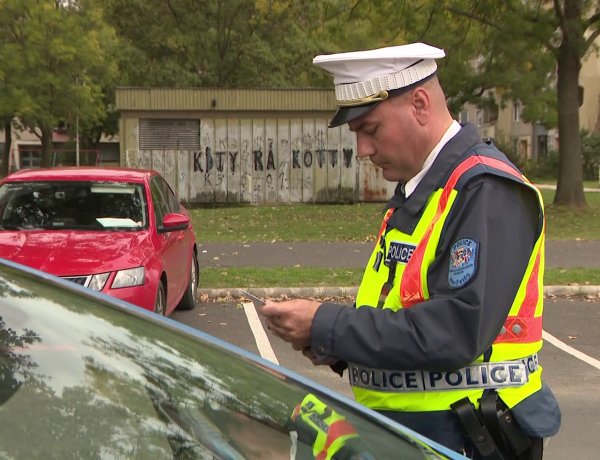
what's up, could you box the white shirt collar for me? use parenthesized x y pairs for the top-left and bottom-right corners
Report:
(403, 120), (461, 198)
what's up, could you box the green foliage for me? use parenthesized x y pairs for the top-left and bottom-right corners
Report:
(522, 150), (560, 181)
(581, 130), (600, 181)
(488, 134), (524, 170)
(0, 0), (119, 164)
(101, 0), (329, 88)
(0, 0), (598, 206)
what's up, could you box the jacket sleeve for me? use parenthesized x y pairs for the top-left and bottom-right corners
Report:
(310, 175), (541, 371)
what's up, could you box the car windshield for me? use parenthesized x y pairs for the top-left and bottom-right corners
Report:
(0, 181), (147, 231)
(0, 262), (456, 459)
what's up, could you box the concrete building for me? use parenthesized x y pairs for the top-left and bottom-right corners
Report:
(115, 87), (393, 204)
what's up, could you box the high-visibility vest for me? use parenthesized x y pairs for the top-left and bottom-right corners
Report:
(353, 149), (545, 412)
(290, 394), (361, 460)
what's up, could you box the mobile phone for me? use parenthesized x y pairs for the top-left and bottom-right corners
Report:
(239, 289), (265, 308)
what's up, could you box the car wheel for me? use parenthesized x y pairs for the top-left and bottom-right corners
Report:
(177, 250), (199, 311)
(154, 281), (166, 316)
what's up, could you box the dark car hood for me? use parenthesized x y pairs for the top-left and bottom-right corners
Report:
(0, 230), (153, 276)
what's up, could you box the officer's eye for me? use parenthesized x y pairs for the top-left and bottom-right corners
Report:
(362, 125), (377, 135)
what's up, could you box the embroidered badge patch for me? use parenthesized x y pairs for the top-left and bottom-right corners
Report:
(448, 238), (479, 289)
(386, 241), (416, 264)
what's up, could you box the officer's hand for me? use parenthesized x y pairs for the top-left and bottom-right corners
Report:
(260, 299), (320, 347)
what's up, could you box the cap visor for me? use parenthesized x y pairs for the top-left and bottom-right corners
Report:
(328, 102), (379, 128)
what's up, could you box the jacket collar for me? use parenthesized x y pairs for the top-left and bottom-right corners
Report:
(387, 123), (482, 215)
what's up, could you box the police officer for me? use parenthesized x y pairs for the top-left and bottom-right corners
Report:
(260, 43), (561, 458)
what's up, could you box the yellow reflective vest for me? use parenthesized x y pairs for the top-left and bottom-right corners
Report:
(352, 153), (545, 413)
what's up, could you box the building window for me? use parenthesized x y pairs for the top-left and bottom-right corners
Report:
(538, 135), (548, 158)
(19, 148), (41, 168)
(519, 139), (528, 158)
(139, 119), (200, 150)
(476, 110), (483, 127)
(513, 102), (522, 122)
(459, 110), (468, 123)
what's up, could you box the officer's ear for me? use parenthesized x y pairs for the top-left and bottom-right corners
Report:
(410, 87), (431, 124)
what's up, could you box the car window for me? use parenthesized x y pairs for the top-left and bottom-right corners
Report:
(0, 264), (453, 460)
(0, 181), (147, 231)
(149, 176), (170, 225)
(158, 176), (181, 213)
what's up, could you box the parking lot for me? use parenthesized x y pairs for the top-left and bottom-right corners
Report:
(173, 294), (600, 460)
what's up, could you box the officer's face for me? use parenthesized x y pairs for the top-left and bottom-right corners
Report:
(348, 90), (430, 183)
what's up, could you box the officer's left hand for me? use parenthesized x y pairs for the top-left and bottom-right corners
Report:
(260, 298), (320, 349)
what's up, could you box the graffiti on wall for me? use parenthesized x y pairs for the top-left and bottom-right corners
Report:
(127, 117), (367, 203)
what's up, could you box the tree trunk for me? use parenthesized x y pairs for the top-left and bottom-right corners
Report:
(554, 2), (587, 207)
(40, 127), (53, 168)
(2, 119), (12, 177)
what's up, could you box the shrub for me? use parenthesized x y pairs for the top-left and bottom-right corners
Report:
(582, 130), (600, 181)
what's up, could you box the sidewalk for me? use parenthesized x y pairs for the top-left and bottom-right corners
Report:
(198, 240), (600, 299)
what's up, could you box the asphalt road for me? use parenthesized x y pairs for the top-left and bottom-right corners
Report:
(198, 240), (600, 270)
(172, 295), (600, 460)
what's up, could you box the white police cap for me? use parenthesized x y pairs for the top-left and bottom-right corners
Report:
(313, 42), (445, 127)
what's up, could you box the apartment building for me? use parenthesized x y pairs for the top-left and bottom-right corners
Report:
(462, 48), (600, 162)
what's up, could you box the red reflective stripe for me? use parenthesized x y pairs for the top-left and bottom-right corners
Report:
(520, 250), (541, 317)
(494, 316), (543, 343)
(316, 419), (357, 460)
(291, 403), (302, 421)
(400, 155), (524, 307)
(376, 208), (394, 241)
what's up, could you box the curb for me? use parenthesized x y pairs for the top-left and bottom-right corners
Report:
(199, 285), (600, 300)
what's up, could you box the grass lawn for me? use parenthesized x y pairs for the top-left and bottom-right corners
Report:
(200, 267), (600, 288)
(193, 188), (600, 288)
(542, 189), (600, 240)
(190, 189), (600, 242)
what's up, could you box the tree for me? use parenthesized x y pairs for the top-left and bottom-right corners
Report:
(101, 0), (329, 87)
(335, 1), (598, 208)
(437, 0), (598, 208)
(0, 0), (118, 167)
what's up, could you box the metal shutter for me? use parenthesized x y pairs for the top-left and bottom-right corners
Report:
(139, 119), (200, 150)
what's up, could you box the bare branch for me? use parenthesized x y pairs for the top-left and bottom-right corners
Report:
(419, 4), (436, 40)
(445, 6), (500, 30)
(165, 0), (181, 28)
(584, 11), (600, 29)
(584, 27), (600, 50)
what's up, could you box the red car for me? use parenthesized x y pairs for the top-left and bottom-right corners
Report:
(0, 167), (199, 316)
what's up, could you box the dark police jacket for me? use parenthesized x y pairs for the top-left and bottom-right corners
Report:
(310, 123), (561, 450)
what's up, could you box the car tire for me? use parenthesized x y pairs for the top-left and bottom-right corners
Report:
(154, 281), (166, 316)
(177, 250), (198, 311)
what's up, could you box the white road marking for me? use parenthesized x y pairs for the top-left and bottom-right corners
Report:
(241, 311), (600, 371)
(243, 301), (279, 364)
(543, 330), (600, 370)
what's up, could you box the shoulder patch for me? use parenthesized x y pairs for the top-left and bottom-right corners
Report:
(448, 238), (479, 289)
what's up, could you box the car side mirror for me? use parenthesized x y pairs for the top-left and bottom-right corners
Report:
(159, 213), (191, 233)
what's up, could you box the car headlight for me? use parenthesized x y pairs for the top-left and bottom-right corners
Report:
(111, 267), (145, 289)
(88, 273), (110, 291)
